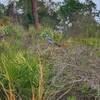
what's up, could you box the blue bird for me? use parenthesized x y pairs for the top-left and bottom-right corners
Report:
(45, 35), (54, 45)
(45, 33), (61, 47)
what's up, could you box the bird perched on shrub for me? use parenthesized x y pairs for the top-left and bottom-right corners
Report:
(45, 34), (61, 47)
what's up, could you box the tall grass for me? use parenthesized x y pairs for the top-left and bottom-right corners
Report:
(0, 47), (46, 100)
(0, 24), (47, 100)
(0, 48), (40, 99)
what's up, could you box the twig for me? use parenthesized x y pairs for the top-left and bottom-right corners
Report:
(56, 84), (74, 100)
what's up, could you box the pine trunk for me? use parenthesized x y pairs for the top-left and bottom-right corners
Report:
(31, 0), (40, 30)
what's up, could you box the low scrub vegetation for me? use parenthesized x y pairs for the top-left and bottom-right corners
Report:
(0, 24), (100, 100)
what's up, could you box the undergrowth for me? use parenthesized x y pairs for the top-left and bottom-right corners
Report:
(0, 24), (100, 100)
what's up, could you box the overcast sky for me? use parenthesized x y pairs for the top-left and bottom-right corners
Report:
(0, 0), (100, 10)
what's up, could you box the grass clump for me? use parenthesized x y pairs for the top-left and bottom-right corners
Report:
(0, 48), (40, 99)
(0, 24), (46, 100)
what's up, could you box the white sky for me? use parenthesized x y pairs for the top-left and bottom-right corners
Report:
(0, 0), (100, 10)
(80, 0), (100, 10)
(0, 0), (8, 5)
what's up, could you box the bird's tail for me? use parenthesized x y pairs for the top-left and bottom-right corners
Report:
(54, 42), (61, 47)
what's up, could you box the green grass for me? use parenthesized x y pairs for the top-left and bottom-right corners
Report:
(74, 38), (100, 47)
(67, 96), (76, 100)
(0, 48), (39, 99)
(0, 24), (46, 100)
